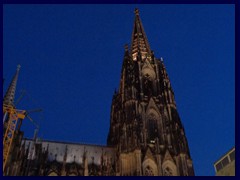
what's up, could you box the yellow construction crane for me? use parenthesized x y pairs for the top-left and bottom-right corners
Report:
(3, 65), (42, 174)
(3, 65), (22, 173)
(3, 104), (26, 172)
(3, 105), (42, 172)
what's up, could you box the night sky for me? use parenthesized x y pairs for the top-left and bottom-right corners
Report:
(3, 4), (234, 176)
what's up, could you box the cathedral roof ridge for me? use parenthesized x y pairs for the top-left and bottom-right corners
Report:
(24, 138), (115, 148)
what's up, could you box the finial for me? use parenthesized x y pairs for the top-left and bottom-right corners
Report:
(134, 8), (139, 16)
(124, 44), (128, 52)
(17, 64), (21, 71)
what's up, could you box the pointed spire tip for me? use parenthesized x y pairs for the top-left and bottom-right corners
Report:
(3, 65), (21, 106)
(134, 8), (139, 16)
(131, 8), (151, 60)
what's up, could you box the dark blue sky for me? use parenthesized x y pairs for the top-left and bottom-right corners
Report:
(3, 4), (234, 176)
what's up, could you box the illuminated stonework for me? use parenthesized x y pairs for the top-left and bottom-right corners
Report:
(4, 9), (194, 176)
(107, 8), (194, 176)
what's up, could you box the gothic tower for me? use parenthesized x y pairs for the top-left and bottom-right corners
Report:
(107, 9), (194, 176)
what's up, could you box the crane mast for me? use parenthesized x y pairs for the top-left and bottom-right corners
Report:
(3, 105), (26, 172)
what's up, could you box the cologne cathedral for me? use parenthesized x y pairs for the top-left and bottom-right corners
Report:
(3, 9), (194, 176)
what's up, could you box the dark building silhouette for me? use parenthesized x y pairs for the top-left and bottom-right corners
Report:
(107, 8), (194, 176)
(3, 9), (194, 176)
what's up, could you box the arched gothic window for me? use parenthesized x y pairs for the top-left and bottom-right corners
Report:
(48, 171), (58, 176)
(148, 114), (158, 143)
(145, 166), (154, 176)
(163, 167), (173, 176)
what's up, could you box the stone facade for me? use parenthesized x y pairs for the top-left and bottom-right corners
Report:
(4, 9), (194, 176)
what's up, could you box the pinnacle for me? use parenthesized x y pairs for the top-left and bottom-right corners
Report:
(17, 64), (21, 70)
(3, 65), (21, 106)
(131, 9), (151, 61)
(124, 44), (128, 52)
(134, 8), (139, 16)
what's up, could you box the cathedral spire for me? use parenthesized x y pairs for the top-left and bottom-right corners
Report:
(3, 65), (21, 107)
(131, 8), (151, 61)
